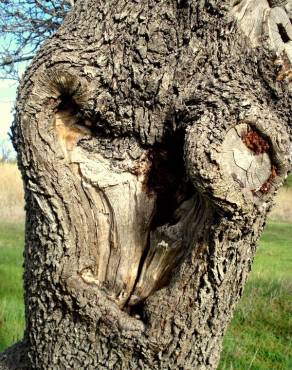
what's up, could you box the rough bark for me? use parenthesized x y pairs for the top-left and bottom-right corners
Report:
(1, 0), (291, 369)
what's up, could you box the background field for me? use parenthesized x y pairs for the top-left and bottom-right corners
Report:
(219, 222), (292, 369)
(0, 163), (291, 368)
(0, 163), (25, 223)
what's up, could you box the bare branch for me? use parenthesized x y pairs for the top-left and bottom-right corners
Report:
(0, 0), (71, 79)
(0, 55), (35, 67)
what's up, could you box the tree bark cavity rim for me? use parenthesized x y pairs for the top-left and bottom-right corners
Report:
(185, 112), (290, 215)
(31, 72), (209, 313)
(19, 67), (291, 315)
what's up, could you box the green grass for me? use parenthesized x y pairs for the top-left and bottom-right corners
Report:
(219, 222), (292, 369)
(284, 174), (292, 189)
(0, 222), (291, 369)
(0, 223), (25, 352)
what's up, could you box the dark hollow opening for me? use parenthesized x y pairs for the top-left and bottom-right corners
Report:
(57, 93), (79, 112)
(146, 130), (194, 229)
(124, 129), (196, 315)
(267, 0), (286, 8)
(277, 23), (290, 43)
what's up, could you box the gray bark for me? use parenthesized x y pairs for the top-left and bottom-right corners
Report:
(1, 0), (291, 369)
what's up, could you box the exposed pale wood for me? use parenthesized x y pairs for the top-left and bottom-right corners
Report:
(267, 6), (292, 63)
(231, 0), (292, 81)
(185, 108), (290, 215)
(54, 107), (209, 308)
(220, 124), (272, 191)
(55, 109), (91, 155)
(55, 110), (156, 306)
(129, 194), (207, 305)
(230, 0), (269, 47)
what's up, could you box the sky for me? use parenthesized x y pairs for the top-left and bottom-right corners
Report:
(0, 79), (17, 140)
(0, 80), (17, 158)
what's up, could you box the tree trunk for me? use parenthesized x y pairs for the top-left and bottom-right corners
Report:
(1, 0), (291, 369)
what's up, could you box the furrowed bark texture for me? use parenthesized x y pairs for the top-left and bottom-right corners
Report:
(1, 0), (291, 369)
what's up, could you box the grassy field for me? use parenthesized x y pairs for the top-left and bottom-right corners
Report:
(0, 164), (291, 367)
(0, 222), (291, 368)
(219, 222), (292, 369)
(0, 223), (25, 351)
(284, 175), (292, 189)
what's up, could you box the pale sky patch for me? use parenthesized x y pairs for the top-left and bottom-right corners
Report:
(0, 100), (14, 139)
(0, 79), (17, 100)
(0, 79), (17, 140)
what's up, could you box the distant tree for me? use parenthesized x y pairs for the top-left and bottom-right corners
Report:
(0, 137), (13, 162)
(0, 0), (73, 79)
